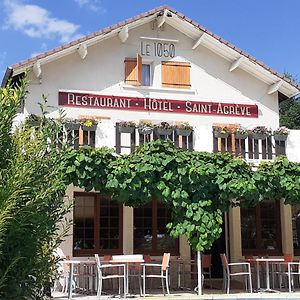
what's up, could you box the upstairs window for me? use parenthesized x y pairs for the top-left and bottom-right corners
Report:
(124, 55), (152, 87)
(124, 55), (142, 86)
(142, 64), (151, 86)
(161, 61), (191, 89)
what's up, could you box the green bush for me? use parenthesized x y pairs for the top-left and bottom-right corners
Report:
(0, 79), (71, 299)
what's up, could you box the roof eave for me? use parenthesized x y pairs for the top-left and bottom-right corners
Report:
(10, 5), (300, 97)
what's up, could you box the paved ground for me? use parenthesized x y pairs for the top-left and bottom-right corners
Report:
(53, 290), (300, 299)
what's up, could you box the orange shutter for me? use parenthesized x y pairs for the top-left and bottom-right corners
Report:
(79, 128), (83, 145)
(162, 61), (191, 89)
(124, 54), (142, 86)
(213, 124), (238, 154)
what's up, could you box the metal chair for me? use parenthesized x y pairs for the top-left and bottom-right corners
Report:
(220, 253), (252, 294)
(202, 254), (212, 288)
(288, 261), (300, 292)
(94, 254), (126, 298)
(272, 253), (293, 290)
(142, 253), (170, 296)
(128, 254), (151, 294)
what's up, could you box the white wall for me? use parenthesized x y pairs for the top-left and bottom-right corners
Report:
(286, 130), (300, 162)
(23, 22), (279, 134)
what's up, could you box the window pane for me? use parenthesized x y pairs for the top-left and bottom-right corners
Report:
(134, 228), (152, 250)
(241, 201), (280, 253)
(260, 202), (278, 250)
(134, 202), (152, 250)
(142, 64), (150, 86)
(157, 234), (176, 250)
(241, 207), (257, 249)
(156, 202), (176, 251)
(134, 201), (177, 253)
(73, 195), (95, 251)
(99, 197), (121, 250)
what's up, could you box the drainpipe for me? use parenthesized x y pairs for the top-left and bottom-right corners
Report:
(1, 67), (13, 88)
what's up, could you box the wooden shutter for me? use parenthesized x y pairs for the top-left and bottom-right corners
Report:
(162, 61), (191, 89)
(213, 124), (237, 155)
(124, 54), (142, 86)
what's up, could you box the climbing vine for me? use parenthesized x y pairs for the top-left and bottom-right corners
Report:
(65, 139), (300, 252)
(66, 146), (116, 192)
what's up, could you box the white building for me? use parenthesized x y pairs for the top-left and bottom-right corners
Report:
(3, 6), (300, 281)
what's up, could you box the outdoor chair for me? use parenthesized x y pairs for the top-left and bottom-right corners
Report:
(244, 255), (261, 290)
(52, 248), (75, 293)
(128, 254), (151, 294)
(271, 253), (293, 290)
(288, 261), (300, 292)
(94, 254), (126, 298)
(189, 254), (212, 289)
(202, 254), (212, 288)
(220, 253), (252, 294)
(141, 252), (170, 296)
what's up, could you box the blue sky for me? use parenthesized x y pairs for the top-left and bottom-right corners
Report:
(0, 0), (299, 82)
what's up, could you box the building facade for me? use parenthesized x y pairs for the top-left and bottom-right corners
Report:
(3, 6), (300, 278)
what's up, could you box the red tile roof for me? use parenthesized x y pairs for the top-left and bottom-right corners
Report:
(11, 5), (300, 92)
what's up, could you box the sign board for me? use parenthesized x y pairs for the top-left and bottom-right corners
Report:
(59, 91), (258, 118)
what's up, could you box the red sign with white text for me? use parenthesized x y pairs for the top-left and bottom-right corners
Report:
(58, 91), (258, 118)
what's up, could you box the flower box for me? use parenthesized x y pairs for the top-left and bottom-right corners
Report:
(214, 131), (229, 138)
(119, 126), (135, 134)
(156, 128), (173, 136)
(250, 126), (268, 140)
(138, 121), (153, 135)
(138, 127), (153, 135)
(235, 133), (248, 140)
(273, 134), (288, 141)
(155, 122), (174, 136)
(273, 127), (289, 141)
(252, 133), (267, 140)
(213, 126), (230, 138)
(81, 119), (98, 131)
(175, 122), (193, 136)
(65, 122), (80, 131)
(176, 128), (192, 136)
(119, 121), (136, 133)
(82, 124), (97, 131)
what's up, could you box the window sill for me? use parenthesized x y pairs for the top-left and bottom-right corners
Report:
(122, 84), (196, 94)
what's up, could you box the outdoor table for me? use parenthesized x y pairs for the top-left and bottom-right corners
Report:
(110, 255), (144, 295)
(255, 257), (284, 292)
(63, 259), (96, 300)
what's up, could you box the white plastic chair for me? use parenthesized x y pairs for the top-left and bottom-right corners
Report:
(95, 254), (126, 298)
(141, 253), (170, 296)
(220, 253), (252, 294)
(53, 248), (72, 293)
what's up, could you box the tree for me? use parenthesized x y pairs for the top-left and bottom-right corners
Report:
(279, 72), (300, 129)
(280, 97), (300, 129)
(0, 80), (71, 299)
